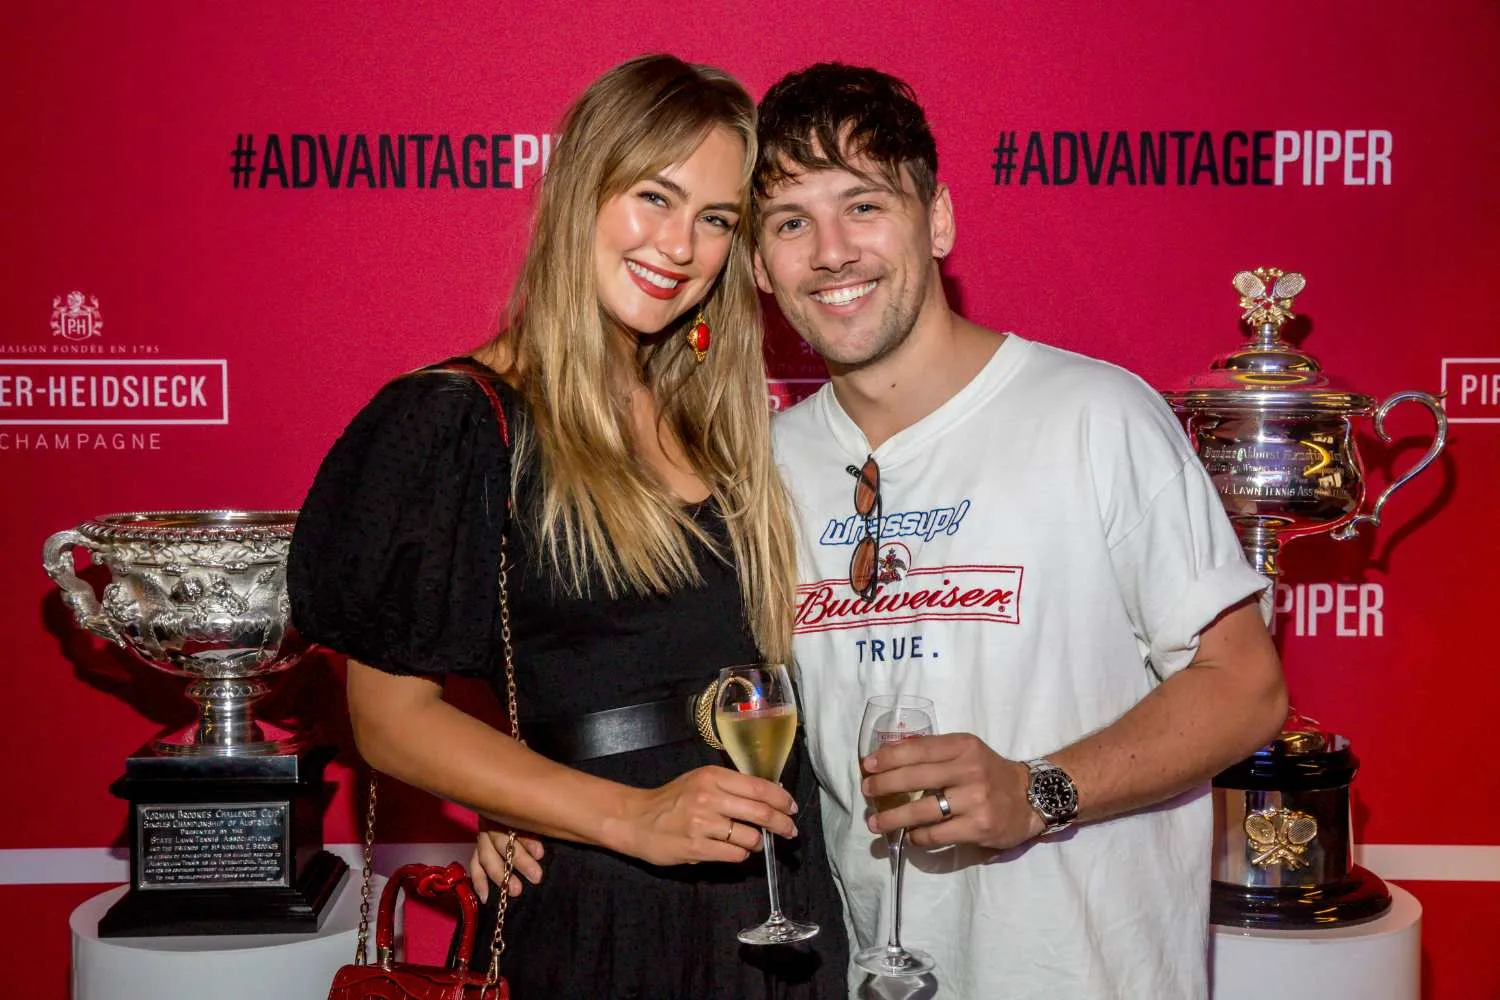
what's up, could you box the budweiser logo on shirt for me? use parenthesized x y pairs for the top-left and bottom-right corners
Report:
(794, 564), (1024, 634)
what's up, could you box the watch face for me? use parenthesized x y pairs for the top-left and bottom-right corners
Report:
(1032, 768), (1078, 819)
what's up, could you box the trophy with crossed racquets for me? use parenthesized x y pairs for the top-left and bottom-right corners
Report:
(1165, 269), (1447, 928)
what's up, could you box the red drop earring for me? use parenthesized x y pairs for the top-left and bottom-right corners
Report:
(687, 309), (710, 364)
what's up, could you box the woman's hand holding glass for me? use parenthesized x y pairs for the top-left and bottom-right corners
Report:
(618, 764), (798, 867)
(470, 761), (798, 895)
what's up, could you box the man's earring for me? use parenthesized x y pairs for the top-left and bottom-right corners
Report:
(687, 309), (710, 364)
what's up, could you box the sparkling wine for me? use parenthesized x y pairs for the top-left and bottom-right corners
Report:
(871, 788), (924, 815)
(867, 728), (927, 818)
(717, 705), (797, 781)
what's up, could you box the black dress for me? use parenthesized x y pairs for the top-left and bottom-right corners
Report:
(288, 361), (848, 1000)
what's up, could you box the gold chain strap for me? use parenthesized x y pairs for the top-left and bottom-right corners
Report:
(484, 532), (521, 990)
(349, 531), (523, 994)
(353, 774), (377, 964)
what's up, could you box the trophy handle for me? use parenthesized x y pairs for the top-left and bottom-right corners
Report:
(42, 529), (122, 643)
(1331, 390), (1448, 541)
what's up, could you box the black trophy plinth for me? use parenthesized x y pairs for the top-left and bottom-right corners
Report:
(1210, 731), (1391, 929)
(98, 744), (349, 937)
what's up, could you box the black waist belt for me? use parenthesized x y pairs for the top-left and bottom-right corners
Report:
(525, 693), (702, 763)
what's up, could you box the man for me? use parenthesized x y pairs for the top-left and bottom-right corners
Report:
(753, 64), (1288, 999)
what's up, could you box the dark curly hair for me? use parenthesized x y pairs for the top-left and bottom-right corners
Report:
(754, 63), (938, 208)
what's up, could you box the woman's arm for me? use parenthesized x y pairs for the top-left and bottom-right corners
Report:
(347, 660), (798, 867)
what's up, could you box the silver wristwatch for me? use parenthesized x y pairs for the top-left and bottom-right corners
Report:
(1024, 758), (1079, 836)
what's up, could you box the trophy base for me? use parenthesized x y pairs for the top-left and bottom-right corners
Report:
(1210, 864), (1393, 929)
(1210, 728), (1392, 931)
(97, 848), (348, 937)
(101, 744), (349, 937)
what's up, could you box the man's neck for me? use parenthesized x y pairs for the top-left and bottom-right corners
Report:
(828, 299), (1006, 451)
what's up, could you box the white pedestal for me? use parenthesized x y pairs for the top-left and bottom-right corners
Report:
(72, 876), (375, 1000)
(1210, 883), (1421, 1000)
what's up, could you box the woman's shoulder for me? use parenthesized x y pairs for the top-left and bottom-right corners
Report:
(340, 357), (511, 445)
(372, 355), (518, 411)
(304, 357), (516, 495)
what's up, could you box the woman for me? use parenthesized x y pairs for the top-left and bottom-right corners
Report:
(288, 55), (847, 998)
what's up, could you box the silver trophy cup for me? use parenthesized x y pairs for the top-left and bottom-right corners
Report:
(44, 510), (305, 756)
(1165, 268), (1447, 587)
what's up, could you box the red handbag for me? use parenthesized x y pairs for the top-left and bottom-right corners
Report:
(329, 362), (523, 1000)
(327, 862), (509, 1000)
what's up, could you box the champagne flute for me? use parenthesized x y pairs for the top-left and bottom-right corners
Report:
(856, 694), (937, 977)
(714, 663), (819, 945)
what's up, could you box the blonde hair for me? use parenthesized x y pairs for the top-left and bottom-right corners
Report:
(490, 54), (796, 664)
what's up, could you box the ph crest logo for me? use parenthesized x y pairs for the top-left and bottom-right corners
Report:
(51, 291), (103, 342)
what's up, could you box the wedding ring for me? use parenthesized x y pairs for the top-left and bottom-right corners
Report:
(935, 791), (953, 820)
(722, 823), (736, 841)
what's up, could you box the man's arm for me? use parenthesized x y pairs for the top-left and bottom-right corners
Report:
(862, 598), (1287, 849)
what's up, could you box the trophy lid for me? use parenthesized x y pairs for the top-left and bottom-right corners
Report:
(1164, 268), (1377, 415)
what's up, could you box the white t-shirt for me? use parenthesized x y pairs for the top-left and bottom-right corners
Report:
(773, 335), (1266, 1000)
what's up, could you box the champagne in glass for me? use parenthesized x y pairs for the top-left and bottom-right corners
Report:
(714, 663), (819, 945)
(856, 694), (937, 978)
(869, 787), (924, 816)
(718, 705), (798, 781)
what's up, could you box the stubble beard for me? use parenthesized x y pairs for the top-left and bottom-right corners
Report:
(783, 268), (928, 372)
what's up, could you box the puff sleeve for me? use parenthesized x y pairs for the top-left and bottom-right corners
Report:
(287, 371), (512, 678)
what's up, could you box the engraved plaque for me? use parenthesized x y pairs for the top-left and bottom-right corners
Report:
(137, 801), (290, 890)
(1192, 418), (1356, 527)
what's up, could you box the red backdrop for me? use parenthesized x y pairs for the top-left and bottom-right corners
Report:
(3, 2), (1497, 997)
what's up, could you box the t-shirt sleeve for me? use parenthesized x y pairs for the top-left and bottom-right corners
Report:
(1089, 373), (1268, 680)
(287, 371), (510, 678)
